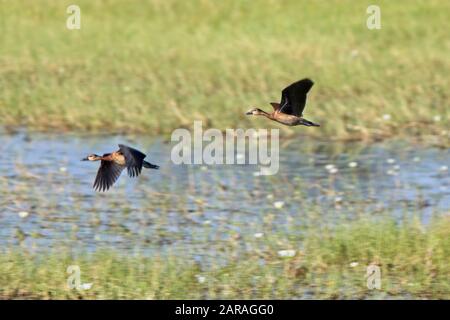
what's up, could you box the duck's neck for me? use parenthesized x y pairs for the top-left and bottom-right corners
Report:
(260, 110), (275, 120)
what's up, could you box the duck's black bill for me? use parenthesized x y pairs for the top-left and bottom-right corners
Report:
(81, 158), (88, 161)
(245, 111), (253, 115)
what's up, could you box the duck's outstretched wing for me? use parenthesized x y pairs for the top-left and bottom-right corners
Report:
(279, 78), (314, 116)
(93, 160), (124, 192)
(118, 144), (147, 177)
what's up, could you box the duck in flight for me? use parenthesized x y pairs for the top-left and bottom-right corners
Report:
(82, 144), (159, 192)
(246, 78), (320, 127)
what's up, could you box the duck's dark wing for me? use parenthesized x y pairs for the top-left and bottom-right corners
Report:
(279, 78), (314, 116)
(118, 144), (146, 177)
(93, 160), (124, 192)
(270, 102), (281, 111)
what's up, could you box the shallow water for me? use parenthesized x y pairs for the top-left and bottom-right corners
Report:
(0, 132), (448, 258)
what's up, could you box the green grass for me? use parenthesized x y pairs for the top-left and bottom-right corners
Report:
(1, 214), (449, 299)
(0, 0), (449, 142)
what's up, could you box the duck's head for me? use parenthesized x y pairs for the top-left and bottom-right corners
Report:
(82, 154), (101, 161)
(245, 108), (265, 116)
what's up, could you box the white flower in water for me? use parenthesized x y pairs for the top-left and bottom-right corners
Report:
(386, 169), (398, 176)
(382, 114), (391, 121)
(413, 157), (421, 162)
(18, 211), (29, 218)
(440, 165), (448, 172)
(348, 161), (358, 168)
(278, 250), (296, 258)
(59, 167), (67, 172)
(433, 115), (441, 122)
(350, 262), (359, 268)
(80, 283), (93, 290)
(254, 233), (264, 238)
(325, 164), (335, 171)
(195, 275), (206, 284)
(386, 158), (396, 164)
(273, 201), (285, 209)
(328, 167), (338, 174)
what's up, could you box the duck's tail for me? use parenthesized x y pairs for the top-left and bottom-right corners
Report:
(300, 118), (320, 127)
(143, 161), (160, 169)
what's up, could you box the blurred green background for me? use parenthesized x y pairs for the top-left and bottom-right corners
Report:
(0, 0), (448, 141)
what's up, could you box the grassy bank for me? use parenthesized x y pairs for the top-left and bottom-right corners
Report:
(0, 1), (449, 142)
(1, 214), (448, 299)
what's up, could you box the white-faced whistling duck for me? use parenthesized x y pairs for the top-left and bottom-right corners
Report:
(82, 144), (159, 192)
(246, 78), (320, 127)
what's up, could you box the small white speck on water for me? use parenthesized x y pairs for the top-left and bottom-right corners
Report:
(236, 153), (244, 160)
(200, 166), (208, 171)
(325, 164), (335, 171)
(348, 161), (358, 168)
(387, 169), (398, 176)
(278, 250), (296, 258)
(328, 167), (338, 174)
(433, 115), (441, 122)
(59, 167), (67, 172)
(195, 275), (206, 284)
(18, 211), (29, 218)
(254, 233), (264, 238)
(382, 114), (392, 121)
(350, 49), (359, 58)
(393, 165), (401, 170)
(413, 157), (421, 162)
(439, 165), (448, 172)
(203, 220), (211, 225)
(350, 262), (359, 268)
(334, 196), (343, 203)
(273, 201), (285, 209)
(387, 158), (396, 164)
(80, 283), (93, 290)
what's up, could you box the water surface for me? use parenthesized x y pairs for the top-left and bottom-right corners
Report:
(0, 133), (448, 259)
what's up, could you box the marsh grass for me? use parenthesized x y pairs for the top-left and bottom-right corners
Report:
(0, 0), (449, 142)
(0, 214), (448, 299)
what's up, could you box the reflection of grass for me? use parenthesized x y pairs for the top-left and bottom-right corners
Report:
(1, 1), (449, 142)
(0, 215), (448, 299)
